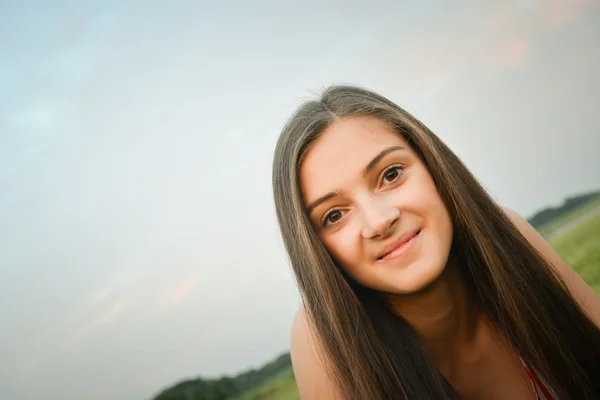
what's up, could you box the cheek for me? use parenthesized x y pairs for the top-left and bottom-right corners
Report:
(409, 172), (453, 245)
(423, 193), (454, 252)
(321, 228), (363, 276)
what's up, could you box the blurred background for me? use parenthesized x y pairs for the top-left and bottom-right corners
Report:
(1, 0), (599, 399)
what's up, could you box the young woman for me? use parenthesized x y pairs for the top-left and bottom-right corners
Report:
(271, 85), (600, 399)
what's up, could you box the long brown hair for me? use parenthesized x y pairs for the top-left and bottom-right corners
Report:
(271, 84), (600, 399)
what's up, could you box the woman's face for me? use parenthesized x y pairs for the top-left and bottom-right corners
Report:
(300, 115), (454, 295)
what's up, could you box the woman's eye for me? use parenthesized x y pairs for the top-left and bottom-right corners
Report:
(323, 209), (344, 226)
(382, 166), (403, 185)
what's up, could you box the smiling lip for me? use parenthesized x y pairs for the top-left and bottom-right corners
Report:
(377, 230), (420, 261)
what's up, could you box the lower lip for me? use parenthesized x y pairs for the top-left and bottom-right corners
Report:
(380, 232), (420, 261)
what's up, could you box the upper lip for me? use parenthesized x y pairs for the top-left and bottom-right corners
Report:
(376, 229), (420, 260)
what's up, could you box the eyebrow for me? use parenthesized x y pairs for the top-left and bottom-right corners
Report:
(363, 145), (405, 176)
(305, 145), (405, 215)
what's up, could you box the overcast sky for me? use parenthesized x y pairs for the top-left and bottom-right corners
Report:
(1, 0), (599, 399)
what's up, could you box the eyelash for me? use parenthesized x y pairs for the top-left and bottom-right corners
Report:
(380, 164), (405, 185)
(321, 207), (343, 227)
(320, 164), (405, 228)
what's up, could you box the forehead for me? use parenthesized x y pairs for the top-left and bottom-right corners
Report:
(300, 115), (409, 202)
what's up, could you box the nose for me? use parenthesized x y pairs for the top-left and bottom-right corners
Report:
(360, 196), (400, 239)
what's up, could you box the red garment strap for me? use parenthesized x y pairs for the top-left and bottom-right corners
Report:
(523, 364), (541, 400)
(529, 366), (554, 400)
(523, 363), (554, 400)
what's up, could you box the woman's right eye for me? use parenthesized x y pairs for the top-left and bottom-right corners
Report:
(322, 209), (345, 227)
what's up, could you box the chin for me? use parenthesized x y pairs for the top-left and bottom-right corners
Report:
(383, 258), (448, 295)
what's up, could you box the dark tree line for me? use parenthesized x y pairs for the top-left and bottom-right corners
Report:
(527, 190), (600, 228)
(152, 353), (292, 400)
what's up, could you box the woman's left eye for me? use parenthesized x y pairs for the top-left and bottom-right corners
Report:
(381, 165), (403, 185)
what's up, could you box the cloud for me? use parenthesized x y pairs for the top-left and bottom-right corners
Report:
(156, 273), (203, 314)
(489, 37), (531, 69)
(544, 0), (599, 27)
(96, 300), (127, 325)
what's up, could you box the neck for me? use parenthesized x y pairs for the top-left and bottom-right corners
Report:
(387, 261), (482, 367)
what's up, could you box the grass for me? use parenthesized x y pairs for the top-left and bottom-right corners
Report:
(234, 366), (299, 400)
(551, 212), (600, 293)
(538, 195), (600, 237)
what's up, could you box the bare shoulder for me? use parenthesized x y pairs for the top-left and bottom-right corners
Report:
(502, 206), (600, 326)
(291, 307), (342, 400)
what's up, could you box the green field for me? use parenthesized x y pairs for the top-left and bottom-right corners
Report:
(233, 366), (299, 400)
(538, 196), (600, 238)
(550, 211), (600, 294)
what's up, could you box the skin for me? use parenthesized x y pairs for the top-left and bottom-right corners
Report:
(301, 116), (453, 296)
(291, 115), (600, 399)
